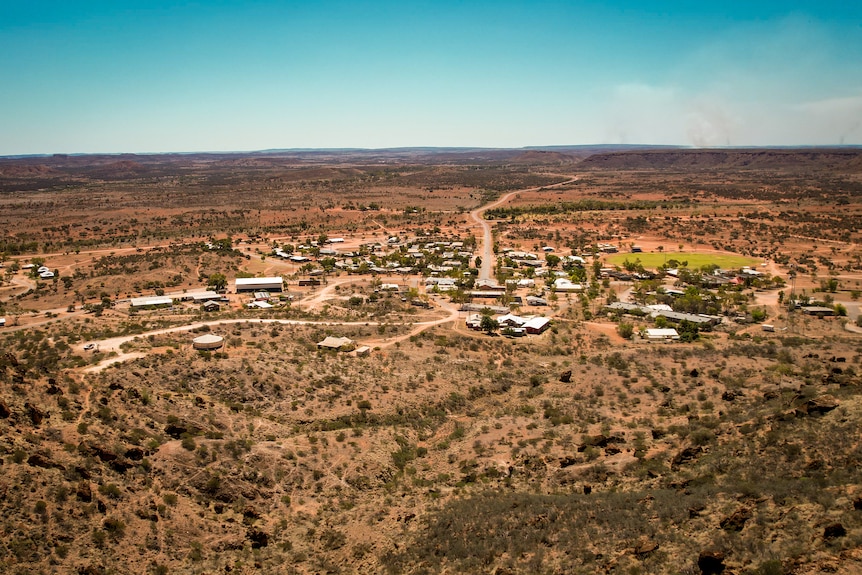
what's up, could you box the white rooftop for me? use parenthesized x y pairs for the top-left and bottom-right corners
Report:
(236, 276), (283, 286)
(130, 297), (173, 307)
(646, 328), (679, 338)
(523, 316), (550, 330)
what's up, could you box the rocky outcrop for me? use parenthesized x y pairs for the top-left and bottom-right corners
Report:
(78, 441), (138, 473)
(248, 529), (269, 549)
(697, 549), (726, 574)
(824, 523), (846, 540)
(672, 446), (702, 468)
(27, 453), (65, 471)
(633, 539), (659, 558)
(578, 434), (624, 451)
(76, 481), (92, 502)
(25, 403), (45, 425)
(720, 507), (751, 532)
(796, 395), (838, 417)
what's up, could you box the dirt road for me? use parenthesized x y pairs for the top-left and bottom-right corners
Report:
(470, 176), (578, 280)
(64, 178), (591, 373)
(81, 300), (461, 373)
(296, 277), (369, 311)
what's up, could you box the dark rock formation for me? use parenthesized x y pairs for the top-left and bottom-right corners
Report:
(25, 403), (44, 425)
(720, 508), (751, 532)
(697, 549), (725, 574)
(824, 523), (846, 540)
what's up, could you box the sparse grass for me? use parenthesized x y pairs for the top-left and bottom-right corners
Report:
(605, 251), (761, 270)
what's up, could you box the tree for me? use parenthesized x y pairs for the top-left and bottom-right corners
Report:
(545, 254), (561, 269)
(821, 278), (839, 293)
(211, 238), (232, 251)
(678, 320), (700, 342)
(208, 273), (227, 291)
(320, 257), (336, 272)
(617, 322), (634, 339)
(480, 315), (499, 334)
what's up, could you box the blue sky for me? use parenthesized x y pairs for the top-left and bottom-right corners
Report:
(1, 1), (861, 154)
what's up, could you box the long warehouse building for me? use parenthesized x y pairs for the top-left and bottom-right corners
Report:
(235, 277), (284, 293)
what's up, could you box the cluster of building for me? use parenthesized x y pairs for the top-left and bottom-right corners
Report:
(498, 249), (585, 276)
(270, 237), (476, 277)
(604, 302), (723, 328)
(316, 335), (370, 356)
(22, 263), (55, 279)
(130, 289), (227, 310)
(663, 265), (767, 287)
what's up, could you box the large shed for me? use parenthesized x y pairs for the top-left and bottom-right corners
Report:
(130, 297), (173, 309)
(801, 306), (836, 317)
(235, 277), (283, 293)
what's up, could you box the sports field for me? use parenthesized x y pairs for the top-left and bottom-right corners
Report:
(605, 251), (761, 270)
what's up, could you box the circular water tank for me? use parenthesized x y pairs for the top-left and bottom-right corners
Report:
(192, 334), (224, 350)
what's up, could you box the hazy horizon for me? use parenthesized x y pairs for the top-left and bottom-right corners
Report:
(6, 143), (862, 161)
(2, 1), (861, 155)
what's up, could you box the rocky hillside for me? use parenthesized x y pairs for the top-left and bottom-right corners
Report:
(1, 316), (862, 574)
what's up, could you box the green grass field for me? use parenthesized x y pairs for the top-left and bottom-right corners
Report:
(605, 251), (761, 270)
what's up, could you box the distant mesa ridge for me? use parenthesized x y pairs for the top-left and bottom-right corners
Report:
(1, 146), (861, 174)
(579, 147), (862, 171)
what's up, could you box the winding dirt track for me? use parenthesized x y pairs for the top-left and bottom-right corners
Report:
(83, 301), (461, 373)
